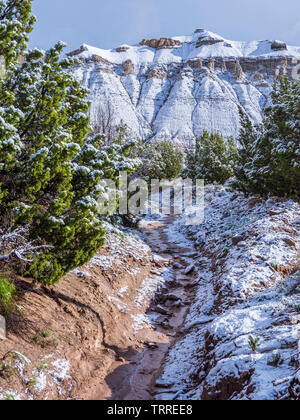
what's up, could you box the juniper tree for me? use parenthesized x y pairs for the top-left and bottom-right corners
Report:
(184, 131), (238, 184)
(251, 78), (300, 198)
(136, 139), (184, 181)
(0, 0), (35, 67)
(233, 107), (263, 194)
(0, 1), (138, 285)
(235, 78), (300, 198)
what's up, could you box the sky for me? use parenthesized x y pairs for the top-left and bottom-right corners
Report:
(29, 0), (300, 53)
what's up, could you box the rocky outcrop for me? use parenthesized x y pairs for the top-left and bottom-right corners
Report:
(70, 30), (300, 145)
(67, 45), (88, 57)
(271, 40), (287, 51)
(122, 59), (134, 75)
(147, 68), (167, 79)
(91, 54), (111, 65)
(140, 38), (182, 49)
(116, 46), (130, 52)
(234, 60), (244, 80)
(196, 36), (224, 48)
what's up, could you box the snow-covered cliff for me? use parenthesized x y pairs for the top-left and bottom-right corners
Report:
(69, 29), (300, 145)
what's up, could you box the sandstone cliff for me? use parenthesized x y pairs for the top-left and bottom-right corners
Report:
(68, 29), (300, 145)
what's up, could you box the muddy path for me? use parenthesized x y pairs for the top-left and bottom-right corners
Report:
(105, 215), (198, 400)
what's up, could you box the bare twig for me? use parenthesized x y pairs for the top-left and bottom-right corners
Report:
(0, 227), (53, 265)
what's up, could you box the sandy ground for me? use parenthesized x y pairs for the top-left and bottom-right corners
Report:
(0, 215), (198, 400)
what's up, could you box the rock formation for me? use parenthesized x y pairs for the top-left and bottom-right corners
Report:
(68, 30), (300, 145)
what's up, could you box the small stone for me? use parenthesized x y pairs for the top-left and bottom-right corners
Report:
(155, 379), (174, 388)
(173, 262), (183, 269)
(184, 264), (195, 275)
(166, 293), (181, 301)
(154, 305), (171, 316)
(155, 393), (177, 400)
(153, 255), (169, 267)
(184, 252), (198, 258)
(165, 298), (182, 308)
(237, 241), (247, 248)
(283, 237), (296, 248)
(268, 209), (282, 216)
(160, 320), (170, 330)
(232, 235), (244, 245)
(271, 41), (287, 51)
(0, 316), (6, 340)
(145, 342), (159, 349)
(248, 197), (263, 207)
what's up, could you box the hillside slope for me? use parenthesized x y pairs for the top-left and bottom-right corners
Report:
(0, 191), (299, 400)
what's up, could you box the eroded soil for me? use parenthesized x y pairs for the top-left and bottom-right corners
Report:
(104, 216), (198, 400)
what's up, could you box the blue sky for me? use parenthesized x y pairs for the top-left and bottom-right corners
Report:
(29, 0), (300, 52)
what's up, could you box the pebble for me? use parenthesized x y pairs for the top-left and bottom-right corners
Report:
(184, 264), (195, 275)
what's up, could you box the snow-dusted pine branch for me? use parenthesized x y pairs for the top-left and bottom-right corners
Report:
(0, 227), (53, 264)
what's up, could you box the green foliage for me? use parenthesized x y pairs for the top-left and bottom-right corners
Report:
(0, 41), (106, 285)
(5, 394), (15, 400)
(33, 330), (57, 348)
(0, 2), (139, 285)
(184, 131), (238, 184)
(233, 107), (262, 194)
(248, 335), (261, 353)
(0, 362), (17, 378)
(235, 78), (300, 199)
(0, 275), (15, 315)
(136, 139), (184, 181)
(0, 0), (35, 68)
(26, 376), (37, 391)
(267, 351), (283, 367)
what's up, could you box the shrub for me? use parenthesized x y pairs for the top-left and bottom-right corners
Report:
(33, 331), (58, 348)
(0, 276), (16, 315)
(234, 78), (300, 199)
(184, 131), (238, 184)
(136, 139), (184, 181)
(233, 107), (263, 194)
(248, 335), (261, 353)
(0, 2), (139, 285)
(267, 351), (283, 367)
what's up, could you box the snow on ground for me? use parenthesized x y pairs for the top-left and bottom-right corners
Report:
(0, 351), (72, 400)
(73, 30), (300, 65)
(157, 185), (300, 400)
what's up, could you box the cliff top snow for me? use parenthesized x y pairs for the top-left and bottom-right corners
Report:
(68, 29), (300, 65)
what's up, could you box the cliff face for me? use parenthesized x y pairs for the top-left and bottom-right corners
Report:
(69, 29), (300, 145)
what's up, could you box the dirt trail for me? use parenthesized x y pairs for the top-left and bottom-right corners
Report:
(105, 215), (197, 400)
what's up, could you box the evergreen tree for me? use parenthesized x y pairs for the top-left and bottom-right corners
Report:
(0, 0), (35, 67)
(184, 131), (238, 184)
(0, 1), (138, 285)
(233, 107), (263, 194)
(252, 78), (300, 198)
(235, 78), (300, 198)
(137, 139), (184, 181)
